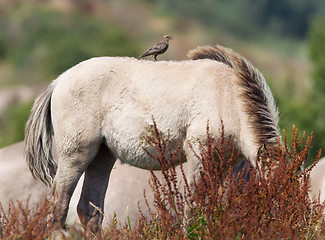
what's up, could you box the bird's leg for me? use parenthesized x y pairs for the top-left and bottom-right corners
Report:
(154, 55), (158, 61)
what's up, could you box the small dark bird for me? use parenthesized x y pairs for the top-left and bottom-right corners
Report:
(138, 35), (173, 61)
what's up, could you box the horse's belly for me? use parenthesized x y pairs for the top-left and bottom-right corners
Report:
(107, 135), (184, 170)
(103, 118), (185, 170)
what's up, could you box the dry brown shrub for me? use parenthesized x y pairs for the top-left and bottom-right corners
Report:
(1, 123), (324, 239)
(0, 199), (57, 239)
(134, 123), (325, 239)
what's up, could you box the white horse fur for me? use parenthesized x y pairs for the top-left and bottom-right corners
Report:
(24, 45), (280, 229)
(310, 157), (325, 203)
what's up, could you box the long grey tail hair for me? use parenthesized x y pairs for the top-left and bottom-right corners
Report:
(24, 81), (57, 187)
(188, 45), (280, 149)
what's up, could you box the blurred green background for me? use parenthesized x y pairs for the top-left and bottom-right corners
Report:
(0, 0), (325, 164)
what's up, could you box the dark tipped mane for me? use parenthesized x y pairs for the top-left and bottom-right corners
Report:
(188, 45), (279, 148)
(187, 45), (237, 68)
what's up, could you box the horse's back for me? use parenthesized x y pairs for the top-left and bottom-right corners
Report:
(53, 56), (235, 112)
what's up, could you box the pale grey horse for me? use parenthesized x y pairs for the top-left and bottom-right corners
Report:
(24, 45), (280, 230)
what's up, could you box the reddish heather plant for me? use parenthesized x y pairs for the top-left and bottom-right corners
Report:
(0, 199), (57, 239)
(0, 198), (129, 239)
(137, 119), (190, 239)
(134, 123), (325, 239)
(1, 124), (324, 239)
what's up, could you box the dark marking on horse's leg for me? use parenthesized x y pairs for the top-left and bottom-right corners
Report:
(77, 144), (116, 232)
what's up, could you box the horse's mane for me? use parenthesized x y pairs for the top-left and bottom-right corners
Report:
(188, 45), (279, 148)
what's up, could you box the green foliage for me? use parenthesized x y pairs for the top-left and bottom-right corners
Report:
(249, 0), (322, 38)
(271, 15), (325, 164)
(275, 91), (318, 164)
(298, 15), (325, 160)
(150, 0), (325, 39)
(0, 5), (140, 78)
(0, 101), (33, 148)
(309, 16), (325, 95)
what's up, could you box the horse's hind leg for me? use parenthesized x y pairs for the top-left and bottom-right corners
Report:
(77, 144), (116, 232)
(50, 140), (101, 230)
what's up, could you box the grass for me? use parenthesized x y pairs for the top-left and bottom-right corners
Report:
(0, 101), (33, 148)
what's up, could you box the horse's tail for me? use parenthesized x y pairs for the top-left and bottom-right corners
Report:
(187, 45), (279, 148)
(25, 80), (57, 187)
